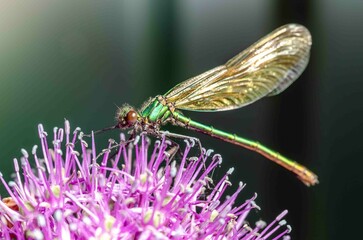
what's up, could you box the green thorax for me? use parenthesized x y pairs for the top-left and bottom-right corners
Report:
(140, 97), (171, 123)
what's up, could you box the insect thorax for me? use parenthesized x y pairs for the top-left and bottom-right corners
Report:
(140, 96), (172, 124)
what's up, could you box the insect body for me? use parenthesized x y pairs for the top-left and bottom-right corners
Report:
(116, 24), (318, 186)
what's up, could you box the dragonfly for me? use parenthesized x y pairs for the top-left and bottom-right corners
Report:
(112, 24), (318, 186)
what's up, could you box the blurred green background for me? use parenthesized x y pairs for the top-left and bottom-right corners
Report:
(1, 1), (362, 239)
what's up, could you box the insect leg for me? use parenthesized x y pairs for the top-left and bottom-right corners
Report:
(83, 125), (119, 138)
(158, 131), (203, 156)
(163, 138), (181, 162)
(95, 134), (136, 163)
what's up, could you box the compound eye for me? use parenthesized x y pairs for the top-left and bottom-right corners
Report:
(125, 110), (138, 125)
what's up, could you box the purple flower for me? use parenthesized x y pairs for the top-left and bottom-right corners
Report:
(0, 120), (291, 239)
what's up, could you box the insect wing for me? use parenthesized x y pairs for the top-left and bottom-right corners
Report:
(164, 24), (312, 111)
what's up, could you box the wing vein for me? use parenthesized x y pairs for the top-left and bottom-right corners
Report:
(165, 24), (311, 112)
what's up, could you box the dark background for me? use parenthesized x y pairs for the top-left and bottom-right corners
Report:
(1, 1), (362, 239)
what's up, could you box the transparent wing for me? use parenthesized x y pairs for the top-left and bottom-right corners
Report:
(164, 24), (312, 111)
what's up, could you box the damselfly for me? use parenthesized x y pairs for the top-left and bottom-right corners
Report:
(112, 24), (318, 186)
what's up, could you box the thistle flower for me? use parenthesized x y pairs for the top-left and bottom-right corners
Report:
(0, 120), (291, 239)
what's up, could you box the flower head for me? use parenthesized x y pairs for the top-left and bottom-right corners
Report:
(0, 120), (291, 239)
